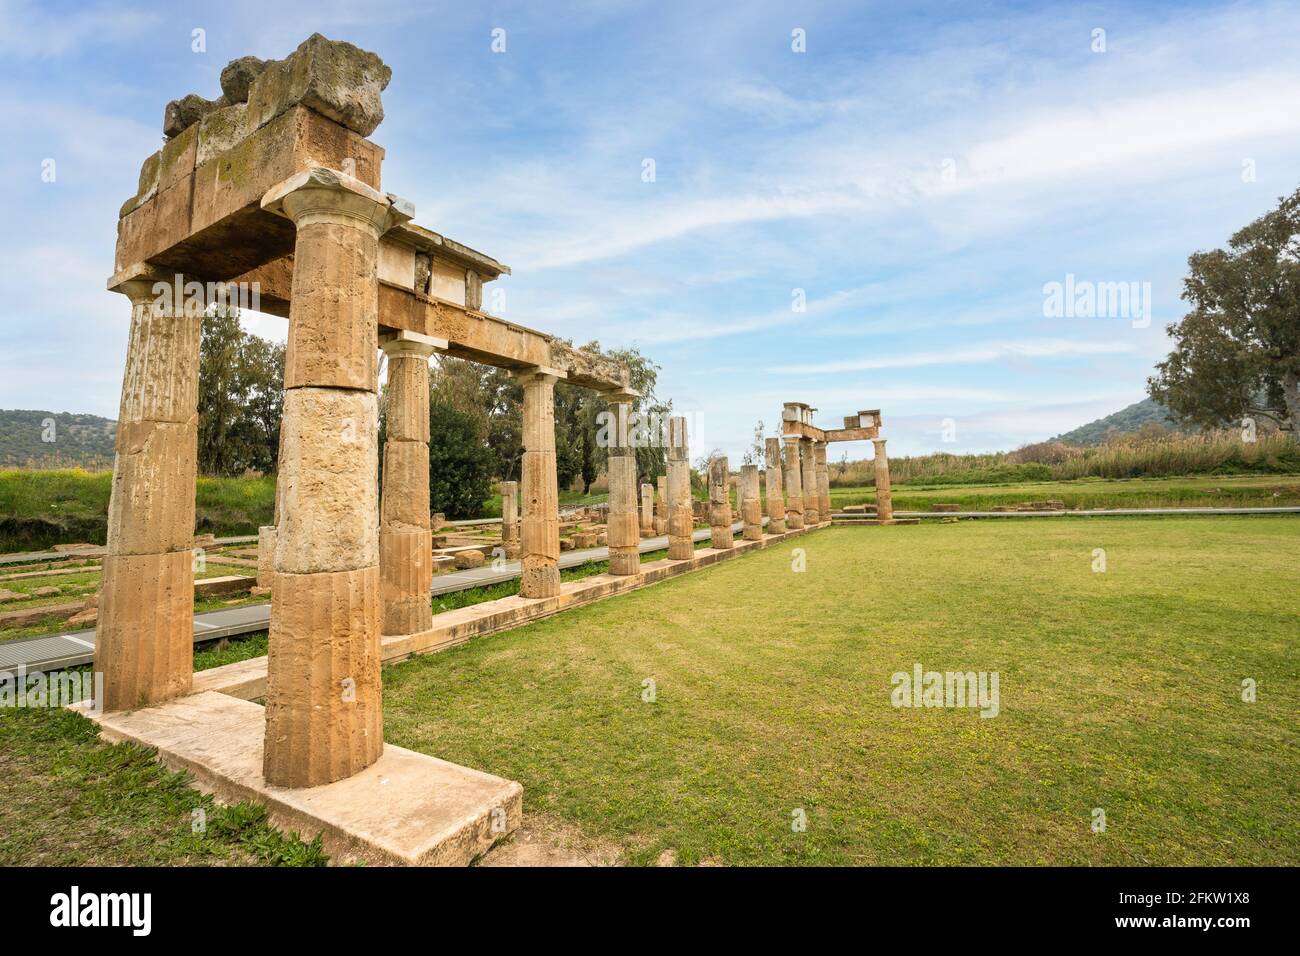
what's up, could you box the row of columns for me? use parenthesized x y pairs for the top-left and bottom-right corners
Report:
(96, 162), (888, 793)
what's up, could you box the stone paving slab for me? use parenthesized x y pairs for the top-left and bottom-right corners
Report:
(83, 691), (522, 866)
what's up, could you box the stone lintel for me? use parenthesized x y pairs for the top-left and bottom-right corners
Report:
(824, 426), (880, 443)
(782, 420), (827, 443)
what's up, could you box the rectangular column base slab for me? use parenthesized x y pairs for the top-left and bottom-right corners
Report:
(82, 691), (521, 867)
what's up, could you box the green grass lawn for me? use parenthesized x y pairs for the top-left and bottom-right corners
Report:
(829, 473), (1300, 511)
(383, 516), (1299, 865)
(0, 643), (321, 866)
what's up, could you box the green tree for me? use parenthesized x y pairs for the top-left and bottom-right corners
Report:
(1149, 187), (1300, 440)
(197, 309), (285, 476)
(427, 401), (494, 519)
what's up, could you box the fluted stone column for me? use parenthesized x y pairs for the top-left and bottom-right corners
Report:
(815, 441), (832, 519)
(764, 437), (786, 534)
(379, 330), (443, 637)
(603, 391), (640, 575)
(654, 475), (668, 534)
(260, 168), (409, 788)
(873, 438), (894, 524)
(740, 464), (763, 540)
(782, 437), (804, 530)
(94, 271), (200, 712)
(708, 456), (733, 549)
(639, 482), (655, 536)
(256, 525), (276, 589)
(517, 367), (562, 598)
(801, 438), (820, 525)
(501, 480), (519, 558)
(666, 416), (694, 560)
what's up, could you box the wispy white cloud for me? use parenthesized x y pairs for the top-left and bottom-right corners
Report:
(770, 339), (1134, 374)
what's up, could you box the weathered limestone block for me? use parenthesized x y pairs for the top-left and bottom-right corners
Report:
(666, 416), (693, 560)
(263, 564), (384, 788)
(873, 438), (894, 523)
(518, 369), (561, 599)
(195, 101), (252, 167)
(501, 480), (519, 558)
(105, 419), (198, 556)
(380, 439), (431, 531)
(740, 464), (763, 541)
(380, 529), (432, 635)
(275, 386), (379, 574)
(783, 437), (805, 530)
(286, 220), (380, 389)
(257, 525), (277, 588)
(764, 437), (786, 534)
(708, 456), (733, 550)
(640, 482), (655, 536)
(95, 551), (194, 712)
(164, 93), (226, 139)
(245, 33), (392, 138)
(816, 442), (832, 518)
(801, 438), (820, 525)
(550, 341), (631, 391)
(220, 55), (269, 104)
(454, 550), (486, 569)
(654, 475), (668, 535)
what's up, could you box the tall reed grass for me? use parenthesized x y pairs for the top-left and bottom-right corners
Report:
(829, 430), (1300, 487)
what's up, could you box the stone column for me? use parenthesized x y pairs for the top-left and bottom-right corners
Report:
(816, 441), (832, 519)
(764, 437), (786, 534)
(708, 456), (733, 549)
(782, 436), (804, 530)
(94, 270), (200, 712)
(379, 330), (443, 637)
(259, 168), (408, 788)
(603, 391), (640, 575)
(801, 438), (821, 525)
(256, 525), (276, 589)
(639, 482), (655, 537)
(666, 416), (694, 560)
(517, 367), (563, 598)
(873, 438), (894, 524)
(654, 475), (668, 534)
(501, 480), (519, 558)
(740, 464), (763, 540)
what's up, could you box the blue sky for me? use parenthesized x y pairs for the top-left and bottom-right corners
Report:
(3, 0), (1300, 463)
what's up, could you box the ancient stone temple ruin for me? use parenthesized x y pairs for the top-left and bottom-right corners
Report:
(86, 34), (835, 865)
(779, 403), (895, 524)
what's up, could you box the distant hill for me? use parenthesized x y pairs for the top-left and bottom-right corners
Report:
(0, 410), (116, 468)
(1051, 398), (1196, 446)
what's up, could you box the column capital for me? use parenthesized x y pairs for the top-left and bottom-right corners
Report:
(106, 261), (172, 301)
(513, 365), (565, 387)
(262, 167), (413, 235)
(379, 329), (448, 359)
(598, 386), (640, 404)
